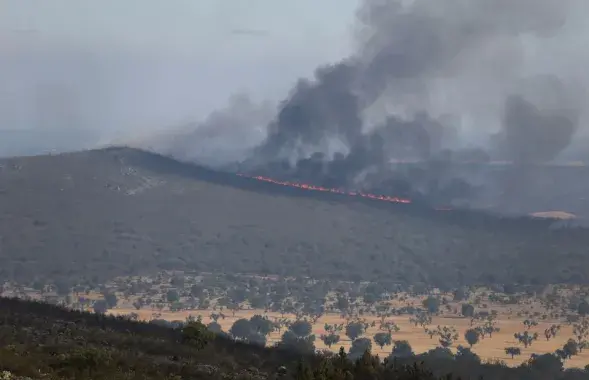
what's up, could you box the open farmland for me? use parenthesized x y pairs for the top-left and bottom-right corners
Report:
(108, 306), (589, 368)
(5, 270), (587, 370)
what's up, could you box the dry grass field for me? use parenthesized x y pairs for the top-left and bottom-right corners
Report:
(108, 306), (589, 368)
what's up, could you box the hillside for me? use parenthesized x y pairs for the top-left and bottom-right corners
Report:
(0, 147), (588, 287)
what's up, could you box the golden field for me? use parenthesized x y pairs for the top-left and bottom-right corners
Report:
(109, 307), (589, 369)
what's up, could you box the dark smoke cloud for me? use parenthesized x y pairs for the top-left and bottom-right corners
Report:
(498, 94), (577, 164)
(492, 74), (580, 164)
(152, 0), (589, 213)
(210, 0), (583, 206)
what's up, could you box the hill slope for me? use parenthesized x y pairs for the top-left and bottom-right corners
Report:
(0, 147), (588, 286)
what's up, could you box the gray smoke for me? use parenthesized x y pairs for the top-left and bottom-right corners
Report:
(157, 93), (274, 167)
(3, 1), (589, 214)
(493, 74), (581, 163)
(221, 0), (588, 207)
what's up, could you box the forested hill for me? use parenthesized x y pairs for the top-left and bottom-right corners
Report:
(0, 147), (588, 287)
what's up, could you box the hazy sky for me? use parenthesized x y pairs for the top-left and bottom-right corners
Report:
(2, 0), (357, 57)
(0, 0), (358, 153)
(2, 0), (588, 159)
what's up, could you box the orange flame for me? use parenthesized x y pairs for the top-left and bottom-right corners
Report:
(237, 173), (412, 204)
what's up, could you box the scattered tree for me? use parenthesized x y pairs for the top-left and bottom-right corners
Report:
(422, 297), (440, 314)
(505, 346), (521, 359)
(514, 331), (538, 348)
(391, 340), (414, 358)
(461, 303), (475, 318)
(166, 289), (179, 303)
(464, 328), (480, 348)
(522, 319), (538, 330)
(320, 333), (340, 348)
(345, 321), (365, 341)
(182, 319), (214, 350)
(373, 332), (392, 349)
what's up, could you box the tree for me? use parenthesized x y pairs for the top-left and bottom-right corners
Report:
(424, 347), (454, 360)
(436, 326), (459, 348)
(410, 312), (432, 328)
(290, 320), (313, 338)
(453, 288), (468, 302)
(544, 324), (561, 341)
(578, 300), (589, 317)
(345, 321), (365, 341)
(249, 294), (268, 309)
(562, 339), (579, 359)
(514, 331), (538, 348)
(461, 303), (475, 318)
(249, 314), (273, 336)
(391, 340), (414, 358)
(248, 332), (267, 347)
(336, 296), (349, 312)
(54, 279), (71, 296)
(504, 346), (521, 359)
(190, 284), (203, 297)
(182, 320), (214, 350)
(207, 321), (223, 334)
(363, 292), (378, 305)
(170, 275), (185, 288)
(464, 328), (480, 348)
(132, 298), (144, 310)
(379, 320), (400, 334)
(573, 319), (589, 351)
(523, 319), (538, 330)
(320, 333), (340, 348)
(349, 337), (372, 359)
(294, 359), (313, 380)
(422, 297), (440, 314)
(455, 345), (480, 364)
(32, 280), (45, 292)
(166, 289), (179, 303)
(93, 299), (108, 314)
(230, 318), (252, 341)
(280, 330), (315, 353)
(527, 353), (563, 373)
(228, 287), (248, 304)
(373, 332), (392, 349)
(481, 317), (500, 338)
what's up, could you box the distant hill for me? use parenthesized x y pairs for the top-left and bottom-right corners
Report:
(0, 147), (588, 287)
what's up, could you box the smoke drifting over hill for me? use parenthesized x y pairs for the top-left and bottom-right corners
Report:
(164, 0), (588, 207)
(3, 1), (589, 211)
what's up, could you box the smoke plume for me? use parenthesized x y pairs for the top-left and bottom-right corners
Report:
(3, 0), (589, 214)
(210, 0), (587, 207)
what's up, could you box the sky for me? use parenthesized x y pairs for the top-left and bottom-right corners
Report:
(0, 0), (358, 154)
(1, 0), (588, 160)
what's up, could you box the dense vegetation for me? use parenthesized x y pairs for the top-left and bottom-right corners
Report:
(0, 296), (588, 380)
(1, 147), (589, 288)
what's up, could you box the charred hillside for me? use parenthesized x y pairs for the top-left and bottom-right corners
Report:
(0, 147), (588, 287)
